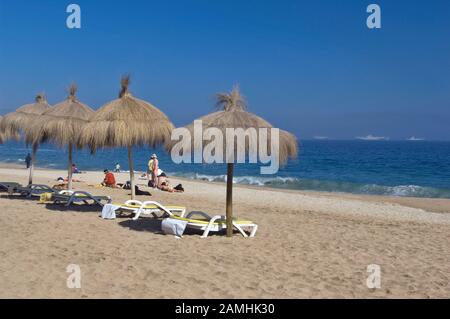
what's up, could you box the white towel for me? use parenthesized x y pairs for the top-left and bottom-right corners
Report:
(101, 204), (120, 219)
(161, 218), (188, 237)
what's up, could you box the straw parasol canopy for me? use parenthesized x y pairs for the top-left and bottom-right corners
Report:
(26, 84), (94, 190)
(78, 75), (175, 199)
(0, 94), (51, 184)
(175, 85), (298, 237)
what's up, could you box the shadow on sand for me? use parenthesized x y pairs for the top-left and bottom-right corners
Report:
(0, 194), (105, 213)
(43, 203), (103, 213)
(118, 217), (228, 237)
(118, 218), (163, 234)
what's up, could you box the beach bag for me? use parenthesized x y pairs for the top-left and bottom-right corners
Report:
(135, 186), (151, 196)
(122, 181), (131, 190)
(174, 184), (184, 192)
(161, 218), (187, 237)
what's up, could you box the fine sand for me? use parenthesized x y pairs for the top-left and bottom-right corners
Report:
(0, 164), (449, 298)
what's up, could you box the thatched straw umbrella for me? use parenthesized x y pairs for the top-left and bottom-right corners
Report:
(176, 86), (298, 237)
(27, 85), (94, 190)
(78, 75), (174, 199)
(0, 94), (51, 184)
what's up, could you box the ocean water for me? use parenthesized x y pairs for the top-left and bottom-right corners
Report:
(1, 140), (450, 199)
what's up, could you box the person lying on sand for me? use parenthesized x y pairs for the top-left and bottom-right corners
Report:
(56, 177), (82, 183)
(157, 173), (184, 193)
(52, 183), (68, 190)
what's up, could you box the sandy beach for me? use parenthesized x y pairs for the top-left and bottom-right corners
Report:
(0, 163), (449, 298)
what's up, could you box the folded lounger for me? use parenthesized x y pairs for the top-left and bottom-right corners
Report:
(12, 184), (58, 198)
(114, 200), (186, 219)
(168, 211), (258, 238)
(47, 190), (112, 207)
(0, 182), (22, 195)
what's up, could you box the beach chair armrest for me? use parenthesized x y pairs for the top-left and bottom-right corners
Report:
(125, 200), (143, 206)
(131, 201), (174, 220)
(186, 211), (213, 220)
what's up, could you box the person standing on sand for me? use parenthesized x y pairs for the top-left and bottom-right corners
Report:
(25, 153), (32, 169)
(147, 154), (159, 188)
(146, 157), (152, 181)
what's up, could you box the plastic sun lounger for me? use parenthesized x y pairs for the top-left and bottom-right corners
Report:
(12, 184), (58, 198)
(50, 190), (112, 207)
(0, 182), (22, 195)
(1, 183), (57, 198)
(170, 211), (258, 238)
(115, 200), (186, 219)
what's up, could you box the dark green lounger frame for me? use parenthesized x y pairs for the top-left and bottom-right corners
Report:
(50, 191), (112, 207)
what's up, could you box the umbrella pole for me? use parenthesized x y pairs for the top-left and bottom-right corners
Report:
(68, 143), (73, 190)
(28, 143), (38, 185)
(128, 146), (136, 200)
(226, 163), (234, 237)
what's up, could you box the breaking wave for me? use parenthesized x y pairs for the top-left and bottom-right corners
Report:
(169, 172), (450, 199)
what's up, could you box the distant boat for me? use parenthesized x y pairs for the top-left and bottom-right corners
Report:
(313, 136), (329, 140)
(356, 134), (389, 141)
(407, 136), (425, 141)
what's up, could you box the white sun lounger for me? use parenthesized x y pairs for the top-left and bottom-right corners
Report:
(115, 200), (186, 219)
(125, 200), (257, 238)
(169, 211), (258, 238)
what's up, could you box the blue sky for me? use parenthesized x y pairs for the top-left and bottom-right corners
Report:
(0, 0), (449, 140)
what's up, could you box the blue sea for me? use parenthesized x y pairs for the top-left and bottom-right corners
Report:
(1, 140), (450, 199)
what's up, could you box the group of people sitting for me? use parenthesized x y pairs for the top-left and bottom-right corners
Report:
(100, 153), (184, 193)
(71, 164), (81, 174)
(52, 153), (184, 194)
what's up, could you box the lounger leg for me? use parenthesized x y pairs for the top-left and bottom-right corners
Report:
(201, 225), (212, 238)
(233, 223), (249, 238)
(92, 197), (103, 207)
(132, 209), (142, 220)
(249, 225), (258, 237)
(66, 194), (75, 207)
(201, 215), (223, 238)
